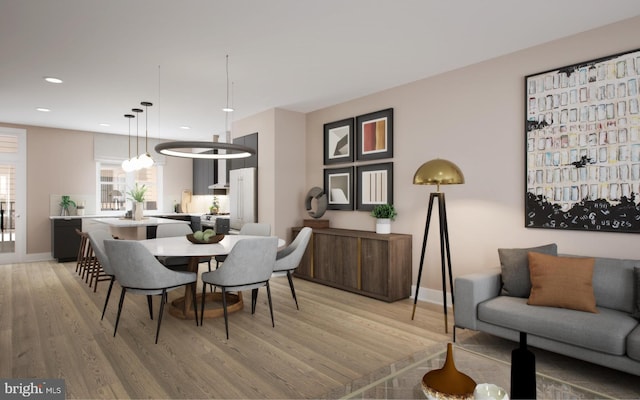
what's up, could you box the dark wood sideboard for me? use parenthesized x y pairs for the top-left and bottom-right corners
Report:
(291, 227), (412, 302)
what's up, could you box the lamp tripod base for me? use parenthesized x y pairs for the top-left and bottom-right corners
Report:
(411, 192), (455, 335)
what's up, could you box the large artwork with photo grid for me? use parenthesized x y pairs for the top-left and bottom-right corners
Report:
(525, 48), (640, 232)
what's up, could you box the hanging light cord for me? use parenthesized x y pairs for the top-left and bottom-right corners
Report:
(145, 104), (148, 152)
(224, 55), (235, 141)
(136, 110), (140, 155)
(127, 115), (131, 158)
(226, 54), (231, 111)
(158, 65), (161, 140)
(132, 108), (142, 156)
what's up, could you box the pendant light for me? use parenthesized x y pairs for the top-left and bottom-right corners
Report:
(155, 54), (255, 159)
(121, 114), (135, 172)
(138, 101), (154, 168)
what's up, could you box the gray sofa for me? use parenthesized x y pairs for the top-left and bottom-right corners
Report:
(454, 250), (640, 376)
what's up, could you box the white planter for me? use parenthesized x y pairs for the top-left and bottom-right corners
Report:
(376, 218), (391, 234)
(134, 202), (144, 221)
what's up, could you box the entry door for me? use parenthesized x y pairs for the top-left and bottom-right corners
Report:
(0, 128), (26, 264)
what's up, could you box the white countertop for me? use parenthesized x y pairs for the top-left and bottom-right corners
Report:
(91, 217), (190, 227)
(49, 213), (200, 220)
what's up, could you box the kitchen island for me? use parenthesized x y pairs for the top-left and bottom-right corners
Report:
(92, 217), (190, 240)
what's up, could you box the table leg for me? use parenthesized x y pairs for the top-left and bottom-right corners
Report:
(167, 256), (244, 320)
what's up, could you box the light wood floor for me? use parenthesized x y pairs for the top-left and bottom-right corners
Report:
(0, 260), (454, 399)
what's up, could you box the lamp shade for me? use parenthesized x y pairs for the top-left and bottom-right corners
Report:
(413, 159), (465, 191)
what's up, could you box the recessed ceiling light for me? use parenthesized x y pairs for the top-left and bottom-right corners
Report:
(44, 77), (63, 84)
(222, 107), (234, 113)
(100, 123), (111, 127)
(36, 107), (51, 112)
(180, 126), (191, 130)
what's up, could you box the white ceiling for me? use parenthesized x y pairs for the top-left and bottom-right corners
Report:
(2, 0), (640, 141)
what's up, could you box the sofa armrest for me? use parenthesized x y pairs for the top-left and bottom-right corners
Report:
(454, 268), (502, 330)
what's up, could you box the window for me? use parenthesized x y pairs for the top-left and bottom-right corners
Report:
(98, 163), (160, 212)
(0, 136), (17, 236)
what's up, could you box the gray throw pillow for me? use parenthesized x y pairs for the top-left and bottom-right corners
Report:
(633, 267), (640, 320)
(498, 243), (558, 298)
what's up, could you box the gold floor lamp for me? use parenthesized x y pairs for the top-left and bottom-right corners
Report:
(411, 159), (465, 333)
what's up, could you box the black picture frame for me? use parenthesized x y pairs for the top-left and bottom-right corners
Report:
(324, 166), (354, 210)
(356, 108), (393, 161)
(324, 118), (354, 165)
(524, 47), (640, 233)
(356, 162), (393, 211)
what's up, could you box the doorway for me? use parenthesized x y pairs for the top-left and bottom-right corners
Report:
(0, 127), (26, 264)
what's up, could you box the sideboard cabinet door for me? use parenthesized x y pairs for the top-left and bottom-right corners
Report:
(314, 232), (359, 290)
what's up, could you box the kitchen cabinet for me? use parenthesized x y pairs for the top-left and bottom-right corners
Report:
(292, 227), (412, 302)
(51, 218), (82, 262)
(192, 150), (218, 195)
(228, 132), (258, 176)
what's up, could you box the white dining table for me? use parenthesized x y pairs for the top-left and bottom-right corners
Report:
(139, 234), (285, 320)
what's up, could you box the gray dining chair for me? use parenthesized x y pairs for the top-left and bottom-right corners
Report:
(87, 229), (118, 320)
(214, 222), (271, 269)
(273, 227), (312, 310)
(156, 223), (212, 271)
(104, 239), (199, 344)
(90, 230), (156, 321)
(200, 236), (278, 339)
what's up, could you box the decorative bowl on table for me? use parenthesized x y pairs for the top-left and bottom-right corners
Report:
(186, 233), (225, 244)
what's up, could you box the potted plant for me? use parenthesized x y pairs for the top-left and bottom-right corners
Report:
(371, 203), (397, 234)
(127, 183), (147, 220)
(209, 196), (220, 215)
(59, 195), (76, 216)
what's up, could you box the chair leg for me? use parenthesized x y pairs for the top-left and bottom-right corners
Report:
(114, 288), (127, 338)
(266, 281), (275, 328)
(221, 287), (229, 339)
(200, 283), (207, 326)
(101, 276), (115, 320)
(191, 283), (198, 326)
(207, 260), (214, 293)
(251, 288), (259, 314)
(286, 271), (299, 310)
(84, 252), (94, 284)
(75, 234), (86, 274)
(155, 289), (167, 344)
(147, 295), (154, 320)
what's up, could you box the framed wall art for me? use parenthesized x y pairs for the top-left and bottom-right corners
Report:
(525, 48), (640, 233)
(324, 166), (354, 210)
(356, 108), (393, 161)
(324, 118), (354, 165)
(356, 162), (393, 211)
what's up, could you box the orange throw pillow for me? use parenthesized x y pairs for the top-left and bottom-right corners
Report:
(527, 252), (598, 313)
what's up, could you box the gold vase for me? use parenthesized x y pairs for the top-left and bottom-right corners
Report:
(422, 343), (476, 399)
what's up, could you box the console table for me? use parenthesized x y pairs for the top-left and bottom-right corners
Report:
(292, 227), (412, 302)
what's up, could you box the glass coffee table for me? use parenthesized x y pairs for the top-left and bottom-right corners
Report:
(335, 344), (614, 399)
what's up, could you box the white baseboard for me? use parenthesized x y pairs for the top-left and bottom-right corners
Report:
(411, 285), (453, 308)
(22, 252), (55, 263)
